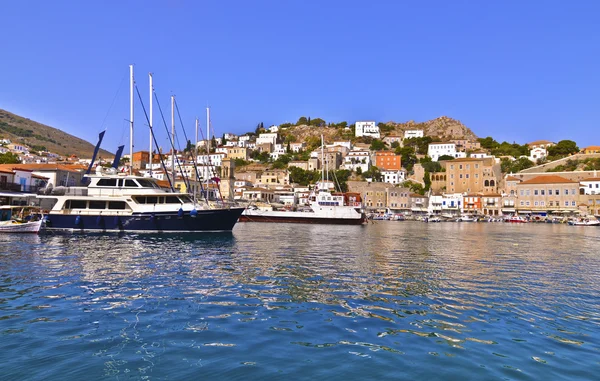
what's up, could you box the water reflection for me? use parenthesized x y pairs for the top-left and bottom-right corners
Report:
(0, 223), (599, 379)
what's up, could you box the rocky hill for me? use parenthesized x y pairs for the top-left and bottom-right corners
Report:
(279, 116), (478, 145)
(0, 109), (113, 158)
(383, 116), (479, 141)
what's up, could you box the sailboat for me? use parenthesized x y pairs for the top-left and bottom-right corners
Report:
(239, 136), (365, 225)
(36, 65), (245, 233)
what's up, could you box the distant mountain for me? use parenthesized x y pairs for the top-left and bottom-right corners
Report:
(384, 116), (479, 141)
(0, 109), (113, 158)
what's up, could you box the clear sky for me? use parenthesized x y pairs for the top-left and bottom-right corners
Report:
(1, 0), (599, 154)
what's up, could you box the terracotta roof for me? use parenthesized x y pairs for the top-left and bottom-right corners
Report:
(520, 175), (577, 185)
(581, 177), (600, 182)
(0, 169), (14, 174)
(505, 176), (521, 182)
(32, 174), (49, 179)
(0, 163), (84, 172)
(582, 146), (600, 150)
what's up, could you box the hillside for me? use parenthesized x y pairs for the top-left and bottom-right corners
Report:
(383, 116), (479, 141)
(279, 116), (478, 145)
(0, 109), (113, 158)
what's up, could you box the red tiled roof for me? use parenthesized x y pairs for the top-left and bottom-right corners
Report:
(505, 176), (521, 182)
(520, 175), (577, 185)
(528, 140), (553, 146)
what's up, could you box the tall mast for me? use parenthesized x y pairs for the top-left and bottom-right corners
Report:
(321, 134), (324, 188)
(149, 72), (153, 177)
(195, 117), (199, 148)
(129, 64), (134, 176)
(206, 107), (210, 198)
(171, 95), (176, 187)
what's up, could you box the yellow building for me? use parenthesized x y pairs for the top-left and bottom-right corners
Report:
(444, 157), (501, 194)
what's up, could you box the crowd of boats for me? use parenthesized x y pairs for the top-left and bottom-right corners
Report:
(368, 212), (600, 226)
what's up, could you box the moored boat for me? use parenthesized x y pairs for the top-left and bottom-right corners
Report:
(37, 167), (244, 233)
(0, 206), (44, 234)
(506, 214), (528, 223)
(568, 216), (600, 226)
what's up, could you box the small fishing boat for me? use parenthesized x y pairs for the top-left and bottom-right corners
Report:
(506, 214), (528, 223)
(0, 206), (44, 234)
(568, 216), (600, 226)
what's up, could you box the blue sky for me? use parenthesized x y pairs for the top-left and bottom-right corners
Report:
(1, 0), (599, 154)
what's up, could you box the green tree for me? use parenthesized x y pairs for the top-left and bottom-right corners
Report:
(370, 139), (386, 151)
(297, 116), (308, 125)
(424, 171), (431, 192)
(0, 152), (21, 164)
(221, 133), (228, 146)
(395, 146), (417, 172)
(478, 136), (499, 150)
(361, 165), (382, 182)
(547, 140), (579, 159)
(420, 157), (442, 173)
(438, 155), (455, 161)
(501, 157), (535, 173)
(310, 118), (326, 127)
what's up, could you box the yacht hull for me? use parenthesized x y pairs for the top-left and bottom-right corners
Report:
(43, 208), (245, 233)
(238, 211), (364, 225)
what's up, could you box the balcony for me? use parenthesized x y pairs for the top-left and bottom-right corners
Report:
(0, 181), (43, 194)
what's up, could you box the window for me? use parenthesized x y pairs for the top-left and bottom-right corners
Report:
(555, 190), (560, 196)
(466, 174), (469, 178)
(541, 190), (545, 195)
(520, 201), (524, 206)
(108, 201), (127, 210)
(565, 201), (569, 206)
(540, 201), (545, 206)
(97, 178), (117, 186)
(526, 190), (530, 196)
(534, 190), (538, 196)
(520, 190), (524, 196)
(534, 201), (539, 206)
(564, 189), (568, 195)
(526, 201), (530, 206)
(572, 201), (576, 206)
(125, 180), (137, 187)
(89, 201), (106, 209)
(65, 200), (86, 209)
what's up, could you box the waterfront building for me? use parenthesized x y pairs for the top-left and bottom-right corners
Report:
(427, 194), (443, 215)
(441, 193), (463, 216)
(242, 187), (275, 203)
(515, 175), (579, 215)
(355, 121), (380, 138)
(258, 169), (289, 186)
(386, 187), (411, 214)
(410, 193), (429, 215)
(579, 177), (600, 195)
(481, 193), (503, 216)
(444, 157), (501, 194)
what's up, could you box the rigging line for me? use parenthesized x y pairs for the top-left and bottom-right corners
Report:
(153, 91), (190, 192)
(174, 99), (209, 205)
(134, 84), (174, 192)
(99, 72), (127, 133)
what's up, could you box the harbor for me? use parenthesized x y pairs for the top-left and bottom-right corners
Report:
(1, 222), (599, 379)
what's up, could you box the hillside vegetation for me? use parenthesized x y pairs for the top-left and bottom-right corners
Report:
(0, 109), (113, 158)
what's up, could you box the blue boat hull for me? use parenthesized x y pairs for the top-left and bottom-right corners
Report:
(43, 208), (245, 233)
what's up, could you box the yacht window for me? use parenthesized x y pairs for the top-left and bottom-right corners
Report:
(89, 201), (106, 209)
(134, 196), (145, 204)
(97, 178), (118, 187)
(137, 179), (158, 188)
(146, 196), (158, 204)
(125, 180), (138, 187)
(65, 200), (86, 209)
(165, 196), (182, 204)
(179, 195), (192, 203)
(108, 201), (127, 210)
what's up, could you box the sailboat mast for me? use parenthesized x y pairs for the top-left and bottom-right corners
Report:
(171, 95), (176, 187)
(129, 64), (134, 176)
(195, 117), (199, 148)
(149, 72), (153, 177)
(206, 107), (210, 199)
(321, 135), (324, 187)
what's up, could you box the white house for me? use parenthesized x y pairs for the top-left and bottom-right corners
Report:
(381, 170), (406, 185)
(224, 133), (238, 140)
(268, 125), (279, 133)
(529, 147), (547, 162)
(580, 177), (600, 195)
(257, 133), (278, 146)
(404, 130), (424, 139)
(355, 121), (380, 138)
(331, 141), (352, 150)
(270, 144), (287, 161)
(428, 143), (457, 161)
(441, 193), (464, 216)
(470, 152), (493, 159)
(342, 150), (371, 173)
(428, 194), (444, 215)
(290, 142), (306, 153)
(197, 153), (225, 167)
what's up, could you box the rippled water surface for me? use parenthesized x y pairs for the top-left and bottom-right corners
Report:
(1, 222), (599, 380)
